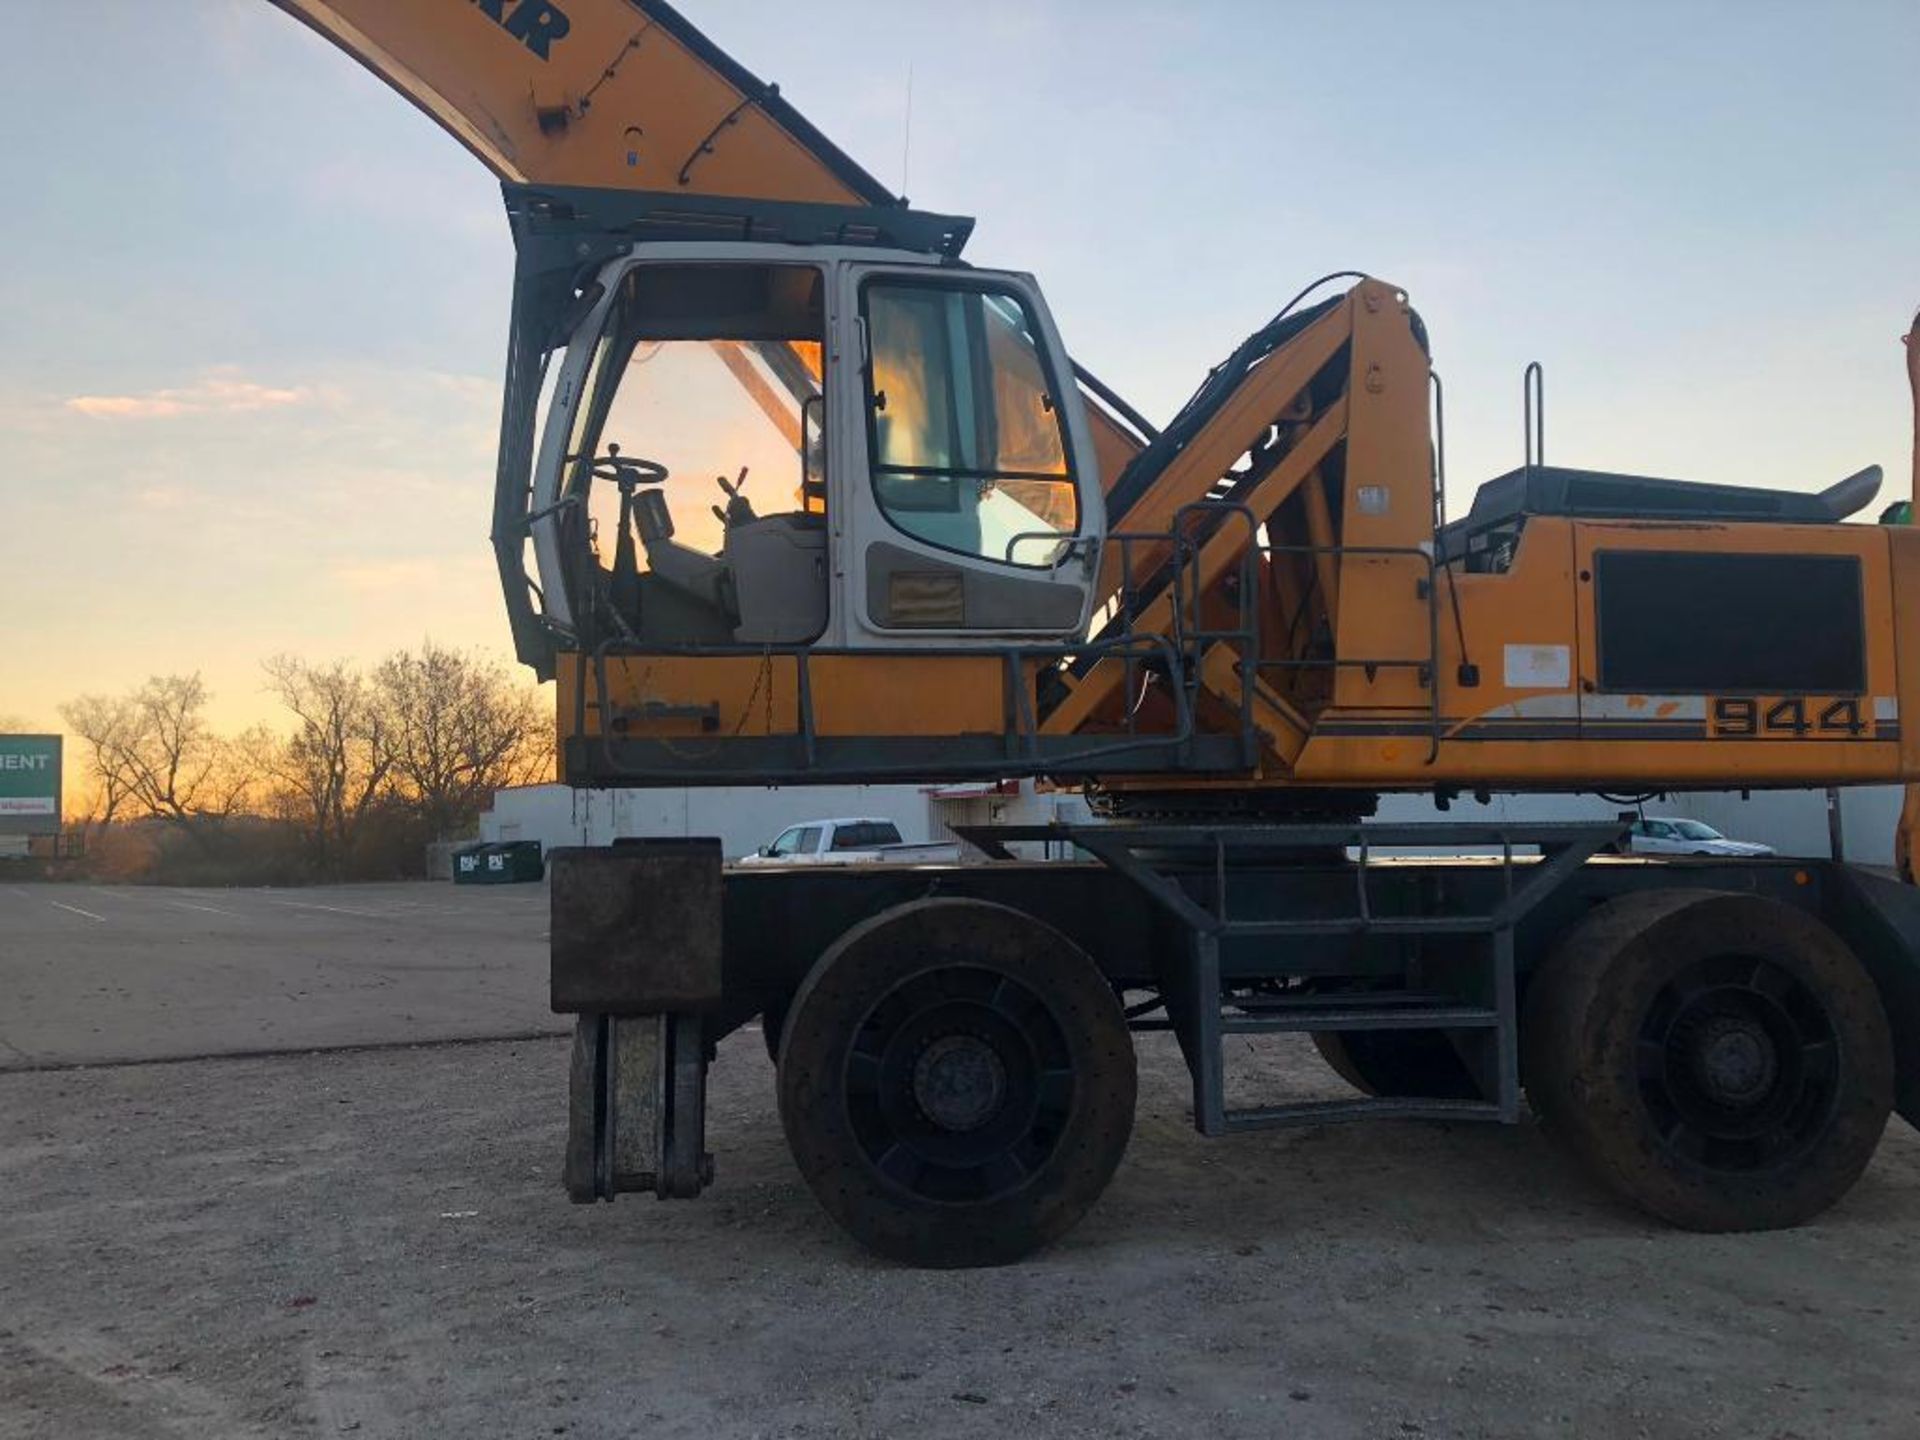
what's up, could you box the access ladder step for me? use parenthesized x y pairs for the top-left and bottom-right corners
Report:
(1221, 1004), (1499, 1035)
(1220, 1096), (1504, 1132)
(1222, 915), (1501, 937)
(1233, 988), (1469, 1011)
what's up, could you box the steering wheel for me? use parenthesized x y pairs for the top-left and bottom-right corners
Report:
(588, 443), (668, 490)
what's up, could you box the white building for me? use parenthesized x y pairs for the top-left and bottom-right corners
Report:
(1376, 786), (1895, 865)
(478, 778), (1096, 862)
(477, 778), (1900, 869)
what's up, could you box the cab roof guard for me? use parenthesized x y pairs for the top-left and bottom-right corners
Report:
(505, 184), (976, 277)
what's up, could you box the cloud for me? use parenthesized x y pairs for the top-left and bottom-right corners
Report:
(329, 557), (445, 595)
(134, 484), (202, 511)
(65, 375), (316, 420)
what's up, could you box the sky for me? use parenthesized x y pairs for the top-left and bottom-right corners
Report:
(1, 0), (1916, 741)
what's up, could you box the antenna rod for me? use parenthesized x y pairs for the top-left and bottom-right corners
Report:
(902, 61), (914, 200)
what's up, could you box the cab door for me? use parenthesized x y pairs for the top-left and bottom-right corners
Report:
(834, 266), (1104, 646)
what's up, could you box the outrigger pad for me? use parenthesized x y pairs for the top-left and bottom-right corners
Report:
(549, 839), (723, 1013)
(563, 1012), (711, 1202)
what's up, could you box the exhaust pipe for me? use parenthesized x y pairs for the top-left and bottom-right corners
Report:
(1894, 310), (1920, 881)
(1908, 309), (1919, 509)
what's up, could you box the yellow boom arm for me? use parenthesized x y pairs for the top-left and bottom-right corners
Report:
(270, 0), (888, 202)
(269, 0), (1150, 479)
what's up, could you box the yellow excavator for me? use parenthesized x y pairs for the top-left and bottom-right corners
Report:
(272, 1), (1920, 1266)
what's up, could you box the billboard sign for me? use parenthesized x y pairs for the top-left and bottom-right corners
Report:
(0, 734), (61, 836)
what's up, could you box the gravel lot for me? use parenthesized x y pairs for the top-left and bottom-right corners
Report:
(4, 883), (1920, 1438)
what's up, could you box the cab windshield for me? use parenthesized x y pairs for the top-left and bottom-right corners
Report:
(564, 264), (826, 560)
(536, 261), (831, 648)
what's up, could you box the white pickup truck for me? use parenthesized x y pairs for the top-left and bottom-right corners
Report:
(735, 818), (963, 867)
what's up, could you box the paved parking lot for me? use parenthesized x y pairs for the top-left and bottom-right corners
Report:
(0, 882), (561, 1068)
(4, 882), (1920, 1438)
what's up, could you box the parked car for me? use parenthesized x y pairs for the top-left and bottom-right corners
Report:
(1624, 817), (1775, 857)
(736, 817), (963, 867)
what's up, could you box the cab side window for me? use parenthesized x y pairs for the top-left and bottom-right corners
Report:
(863, 281), (1077, 568)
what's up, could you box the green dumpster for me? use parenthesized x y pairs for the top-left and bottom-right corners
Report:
(481, 840), (544, 884)
(453, 842), (491, 885)
(497, 840), (545, 882)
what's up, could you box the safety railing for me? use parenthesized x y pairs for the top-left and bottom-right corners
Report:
(1133, 501), (1444, 765)
(571, 492), (1449, 782)
(582, 626), (1212, 783)
(1248, 538), (1443, 763)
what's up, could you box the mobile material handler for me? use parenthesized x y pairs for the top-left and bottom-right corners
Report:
(272, 0), (1920, 1264)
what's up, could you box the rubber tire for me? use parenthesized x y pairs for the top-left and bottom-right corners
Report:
(1312, 1028), (1482, 1100)
(1522, 889), (1893, 1232)
(777, 898), (1137, 1268)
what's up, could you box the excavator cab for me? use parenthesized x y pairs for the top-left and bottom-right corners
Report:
(508, 192), (1105, 667)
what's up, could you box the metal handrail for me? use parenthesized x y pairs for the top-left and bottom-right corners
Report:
(585, 626), (1203, 781)
(575, 502), (1452, 777)
(1248, 540), (1444, 763)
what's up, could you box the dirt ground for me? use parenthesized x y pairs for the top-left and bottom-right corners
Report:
(4, 883), (1920, 1438)
(5, 1032), (1920, 1439)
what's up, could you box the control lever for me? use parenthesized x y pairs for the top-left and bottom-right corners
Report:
(716, 465), (756, 527)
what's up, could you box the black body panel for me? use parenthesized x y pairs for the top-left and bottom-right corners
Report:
(1593, 550), (1865, 695)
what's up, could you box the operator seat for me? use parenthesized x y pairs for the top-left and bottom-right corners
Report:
(724, 510), (828, 643)
(635, 490), (827, 644)
(634, 488), (732, 618)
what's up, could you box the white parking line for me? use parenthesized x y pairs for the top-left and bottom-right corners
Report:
(48, 901), (107, 922)
(262, 899), (388, 920)
(162, 899), (242, 917)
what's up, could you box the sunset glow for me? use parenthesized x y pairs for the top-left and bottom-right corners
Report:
(3, 0), (1915, 775)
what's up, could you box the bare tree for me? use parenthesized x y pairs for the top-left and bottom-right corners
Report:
(262, 656), (395, 875)
(376, 643), (549, 840)
(55, 651), (546, 879)
(67, 674), (255, 849)
(58, 692), (140, 833)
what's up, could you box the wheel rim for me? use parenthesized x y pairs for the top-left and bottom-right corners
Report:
(1637, 954), (1841, 1171)
(843, 965), (1073, 1205)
